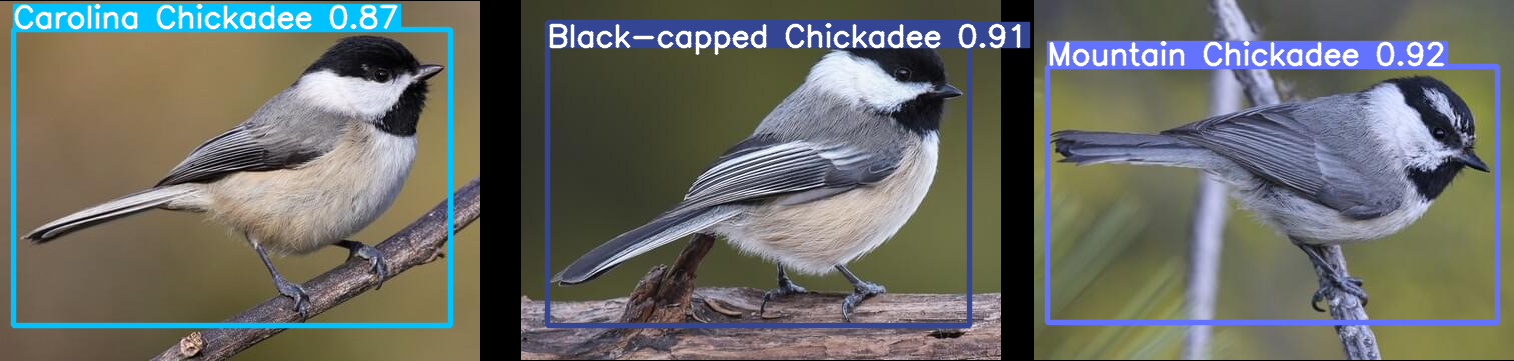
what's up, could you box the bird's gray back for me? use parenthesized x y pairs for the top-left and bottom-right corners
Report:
(753, 83), (915, 159)
(241, 89), (349, 159)
(1292, 93), (1406, 181)
(1161, 93), (1410, 220)
(156, 89), (350, 186)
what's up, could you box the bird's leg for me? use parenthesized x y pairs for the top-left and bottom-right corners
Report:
(759, 266), (810, 316)
(252, 239), (310, 321)
(836, 264), (886, 322)
(1295, 243), (1368, 312)
(336, 240), (389, 290)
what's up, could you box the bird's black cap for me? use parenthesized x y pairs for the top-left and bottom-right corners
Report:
(304, 36), (423, 78)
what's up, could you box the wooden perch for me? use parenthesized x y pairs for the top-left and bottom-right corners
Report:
(149, 177), (482, 361)
(521, 289), (1003, 359)
(1209, 0), (1379, 359)
(617, 233), (718, 324)
(523, 233), (1000, 359)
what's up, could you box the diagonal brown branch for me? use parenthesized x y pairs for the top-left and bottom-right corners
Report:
(150, 177), (482, 361)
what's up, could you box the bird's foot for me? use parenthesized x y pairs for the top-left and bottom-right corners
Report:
(337, 240), (389, 290)
(841, 281), (886, 322)
(759, 275), (810, 316)
(272, 274), (311, 321)
(1311, 272), (1368, 312)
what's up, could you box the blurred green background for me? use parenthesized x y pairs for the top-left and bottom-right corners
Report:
(0, 2), (479, 360)
(1036, 0), (1513, 359)
(519, 1), (1003, 309)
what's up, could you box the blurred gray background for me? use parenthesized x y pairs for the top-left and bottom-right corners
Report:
(1036, 0), (1509, 359)
(0, 2), (480, 360)
(519, 1), (1004, 308)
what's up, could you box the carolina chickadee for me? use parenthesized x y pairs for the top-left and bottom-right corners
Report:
(553, 49), (962, 322)
(25, 36), (444, 320)
(1053, 76), (1486, 310)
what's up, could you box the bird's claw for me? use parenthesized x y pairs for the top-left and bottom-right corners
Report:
(759, 277), (810, 316)
(272, 275), (311, 321)
(841, 281), (886, 322)
(1311, 273), (1368, 312)
(339, 240), (389, 290)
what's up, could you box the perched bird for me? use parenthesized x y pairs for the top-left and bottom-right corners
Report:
(553, 49), (963, 322)
(26, 36), (445, 320)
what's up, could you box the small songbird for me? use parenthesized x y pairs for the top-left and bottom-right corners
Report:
(1052, 76), (1486, 310)
(553, 49), (962, 322)
(26, 36), (445, 320)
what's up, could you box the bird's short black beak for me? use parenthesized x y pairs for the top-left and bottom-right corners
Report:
(1459, 150), (1489, 172)
(930, 83), (962, 99)
(416, 64), (444, 81)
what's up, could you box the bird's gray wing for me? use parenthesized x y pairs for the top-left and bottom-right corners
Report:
(674, 134), (900, 212)
(1162, 103), (1401, 220)
(551, 134), (901, 285)
(155, 111), (344, 186)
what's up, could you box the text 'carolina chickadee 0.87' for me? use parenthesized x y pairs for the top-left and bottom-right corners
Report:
(1053, 76), (1486, 310)
(553, 49), (962, 322)
(26, 36), (443, 320)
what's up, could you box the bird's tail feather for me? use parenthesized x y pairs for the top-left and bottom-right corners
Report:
(1052, 130), (1208, 167)
(553, 206), (740, 285)
(25, 185), (197, 242)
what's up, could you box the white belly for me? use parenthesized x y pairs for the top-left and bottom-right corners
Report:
(714, 133), (939, 275)
(1234, 179), (1430, 244)
(203, 124), (415, 255)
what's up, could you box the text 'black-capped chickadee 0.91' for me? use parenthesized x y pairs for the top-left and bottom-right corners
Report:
(1053, 76), (1486, 311)
(25, 36), (443, 320)
(552, 49), (962, 322)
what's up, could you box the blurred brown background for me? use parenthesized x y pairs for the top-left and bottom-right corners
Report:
(0, 2), (480, 360)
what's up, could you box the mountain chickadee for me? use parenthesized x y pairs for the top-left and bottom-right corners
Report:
(1052, 76), (1486, 310)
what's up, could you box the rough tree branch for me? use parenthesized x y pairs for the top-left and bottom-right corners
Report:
(521, 288), (1003, 359)
(150, 177), (482, 361)
(1209, 1), (1380, 359)
(524, 230), (999, 359)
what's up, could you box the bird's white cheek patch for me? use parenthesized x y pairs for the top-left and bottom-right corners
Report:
(294, 70), (413, 119)
(806, 51), (930, 113)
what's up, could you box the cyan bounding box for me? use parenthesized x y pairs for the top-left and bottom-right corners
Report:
(10, 27), (457, 328)
(11, 4), (406, 32)
(543, 44), (978, 328)
(1042, 64), (1501, 326)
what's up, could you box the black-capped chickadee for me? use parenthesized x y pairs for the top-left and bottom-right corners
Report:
(25, 36), (444, 320)
(1053, 76), (1485, 310)
(553, 49), (962, 322)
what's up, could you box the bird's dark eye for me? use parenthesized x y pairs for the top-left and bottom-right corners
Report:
(893, 67), (911, 81)
(1433, 127), (1448, 139)
(372, 69), (392, 82)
